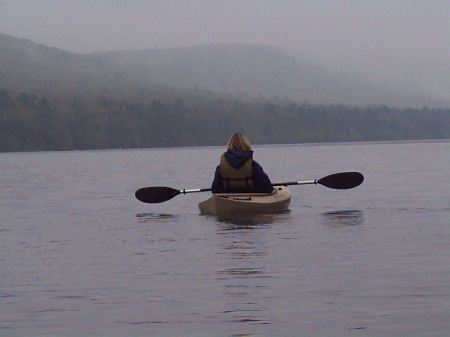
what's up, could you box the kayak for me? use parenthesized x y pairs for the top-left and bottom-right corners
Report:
(198, 186), (292, 215)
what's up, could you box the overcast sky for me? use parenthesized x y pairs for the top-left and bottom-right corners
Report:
(1, 0), (449, 60)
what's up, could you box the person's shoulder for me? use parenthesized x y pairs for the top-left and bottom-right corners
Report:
(252, 160), (263, 170)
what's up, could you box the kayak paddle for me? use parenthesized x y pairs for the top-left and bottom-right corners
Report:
(135, 171), (364, 204)
(273, 171), (364, 190)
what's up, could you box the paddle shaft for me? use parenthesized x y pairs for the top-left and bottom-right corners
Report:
(181, 181), (315, 193)
(181, 188), (212, 194)
(273, 180), (316, 186)
(179, 181), (316, 195)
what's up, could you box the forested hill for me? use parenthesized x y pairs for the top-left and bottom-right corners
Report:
(94, 44), (435, 108)
(2, 33), (448, 108)
(2, 87), (450, 152)
(1, 33), (450, 152)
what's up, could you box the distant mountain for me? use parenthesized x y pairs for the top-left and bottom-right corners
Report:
(93, 43), (449, 108)
(314, 54), (450, 105)
(0, 33), (108, 94)
(0, 34), (178, 98)
(1, 33), (448, 107)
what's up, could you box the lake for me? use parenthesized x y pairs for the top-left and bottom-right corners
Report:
(1, 140), (450, 336)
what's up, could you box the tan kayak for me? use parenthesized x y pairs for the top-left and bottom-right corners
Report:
(198, 186), (292, 215)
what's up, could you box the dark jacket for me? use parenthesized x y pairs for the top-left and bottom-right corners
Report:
(211, 150), (273, 193)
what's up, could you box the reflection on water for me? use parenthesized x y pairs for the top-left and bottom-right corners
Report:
(213, 211), (291, 330)
(321, 209), (364, 227)
(135, 212), (180, 223)
(215, 221), (274, 327)
(211, 211), (291, 228)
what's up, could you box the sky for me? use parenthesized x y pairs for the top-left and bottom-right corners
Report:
(1, 0), (449, 60)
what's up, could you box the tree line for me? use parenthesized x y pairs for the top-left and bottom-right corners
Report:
(1, 88), (450, 152)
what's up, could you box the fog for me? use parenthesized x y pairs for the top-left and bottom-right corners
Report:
(1, 0), (448, 58)
(1, 0), (449, 102)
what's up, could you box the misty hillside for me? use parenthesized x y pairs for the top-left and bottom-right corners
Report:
(0, 34), (190, 100)
(0, 34), (109, 94)
(315, 54), (450, 105)
(95, 43), (449, 108)
(1, 33), (448, 108)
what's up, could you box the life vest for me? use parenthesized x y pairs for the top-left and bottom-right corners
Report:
(219, 154), (254, 190)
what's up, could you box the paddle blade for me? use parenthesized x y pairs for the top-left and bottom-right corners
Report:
(317, 172), (364, 190)
(135, 187), (180, 203)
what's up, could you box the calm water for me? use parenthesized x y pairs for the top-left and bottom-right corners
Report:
(1, 141), (450, 337)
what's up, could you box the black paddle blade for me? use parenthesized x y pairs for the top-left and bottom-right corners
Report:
(317, 172), (364, 190)
(135, 187), (181, 203)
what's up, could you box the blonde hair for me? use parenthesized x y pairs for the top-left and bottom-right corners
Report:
(226, 133), (252, 151)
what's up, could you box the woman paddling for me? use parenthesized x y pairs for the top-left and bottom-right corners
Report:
(211, 133), (273, 194)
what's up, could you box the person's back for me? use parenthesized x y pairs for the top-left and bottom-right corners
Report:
(211, 133), (273, 193)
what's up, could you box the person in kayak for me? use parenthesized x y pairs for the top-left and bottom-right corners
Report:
(211, 133), (274, 193)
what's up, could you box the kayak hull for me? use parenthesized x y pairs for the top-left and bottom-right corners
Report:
(198, 186), (292, 215)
